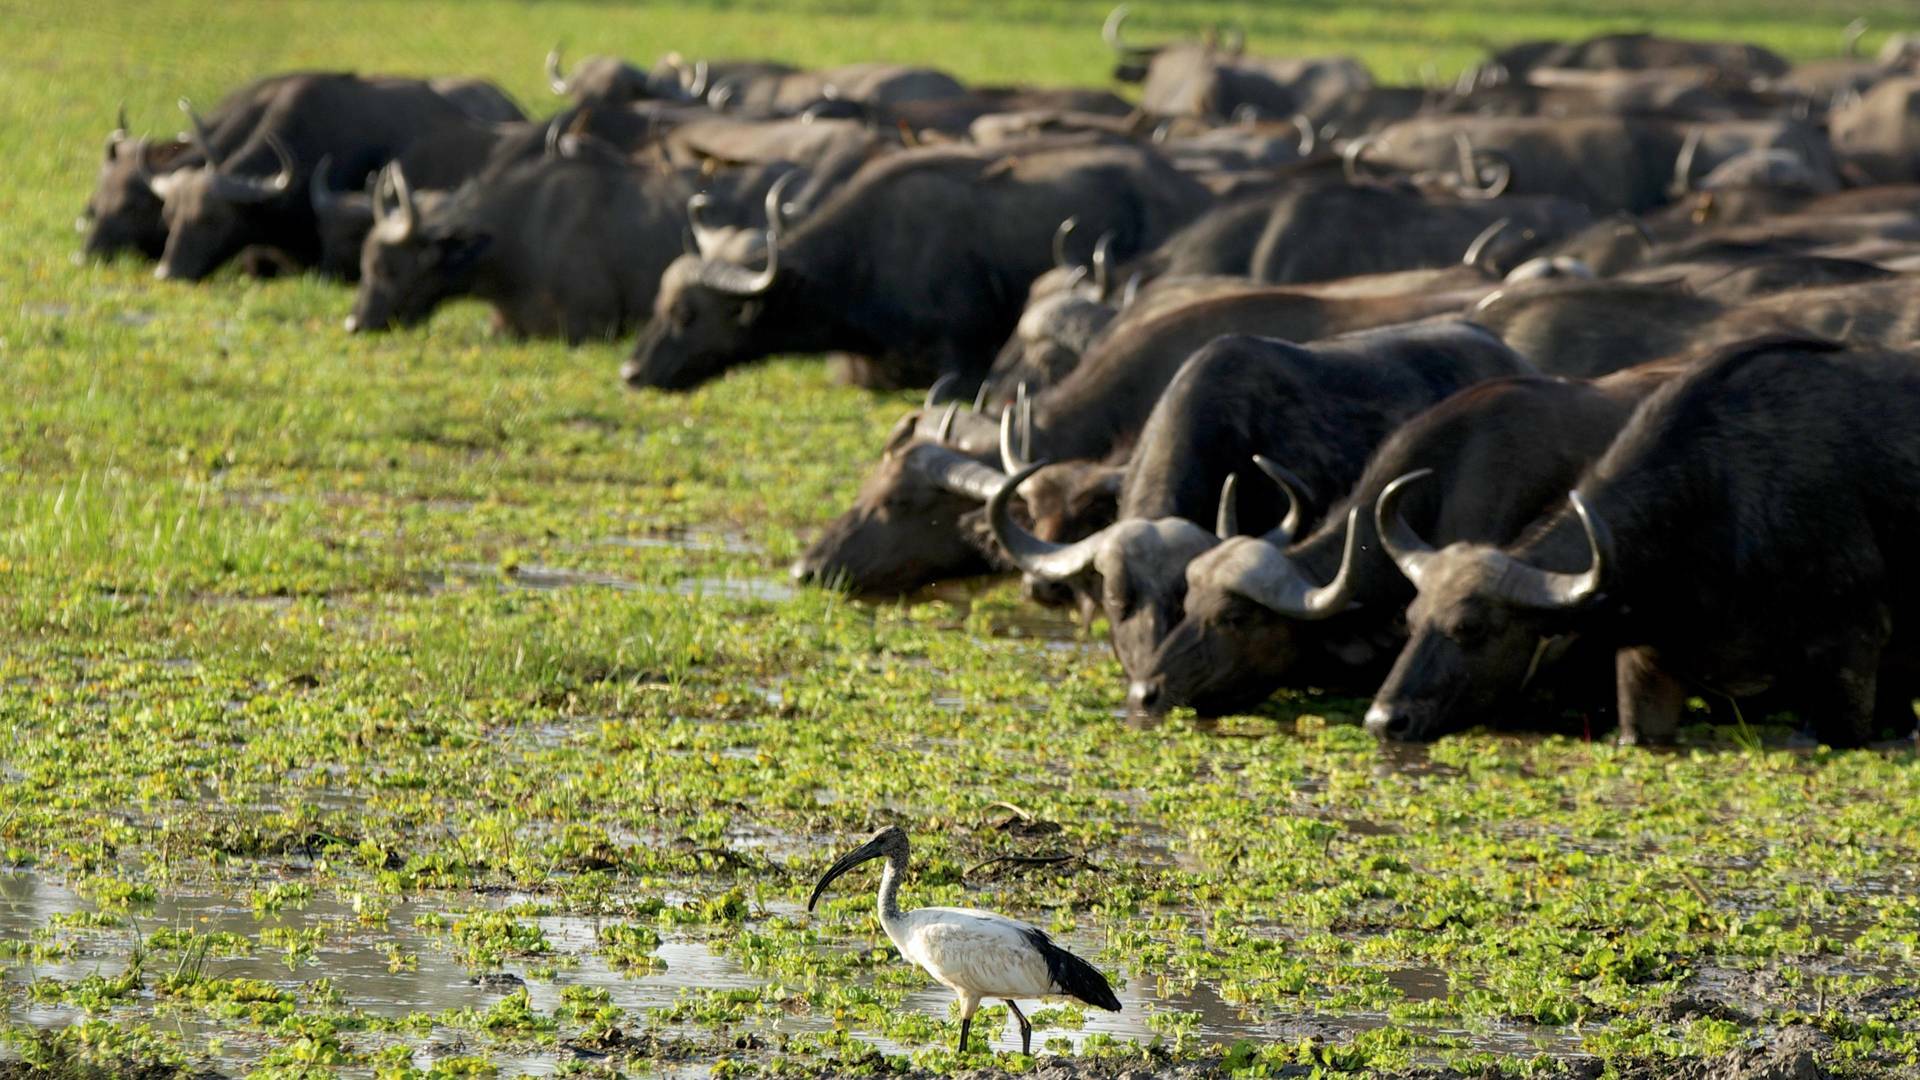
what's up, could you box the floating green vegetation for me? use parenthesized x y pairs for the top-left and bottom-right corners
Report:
(5, 0), (1920, 1077)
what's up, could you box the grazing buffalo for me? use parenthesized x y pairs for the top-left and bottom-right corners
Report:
(1132, 360), (1683, 718)
(1248, 182), (1591, 283)
(793, 280), (1494, 594)
(1103, 7), (1371, 124)
(1479, 33), (1790, 83)
(1368, 335), (1920, 747)
(544, 47), (729, 106)
(148, 74), (491, 281)
(623, 140), (1210, 392)
(990, 322), (1533, 685)
(347, 141), (691, 341)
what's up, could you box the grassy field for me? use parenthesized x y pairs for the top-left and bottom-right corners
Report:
(4, 1), (1920, 1077)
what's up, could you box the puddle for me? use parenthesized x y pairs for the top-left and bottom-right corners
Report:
(594, 526), (761, 557)
(0, 869), (1594, 1071)
(434, 563), (794, 603)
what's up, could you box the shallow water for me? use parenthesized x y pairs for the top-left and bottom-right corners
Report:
(0, 868), (1592, 1073)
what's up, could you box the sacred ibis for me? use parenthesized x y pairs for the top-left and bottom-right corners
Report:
(807, 825), (1122, 1054)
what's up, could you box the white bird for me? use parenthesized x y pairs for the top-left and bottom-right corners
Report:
(807, 825), (1121, 1054)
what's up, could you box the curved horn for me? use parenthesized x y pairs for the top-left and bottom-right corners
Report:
(115, 102), (129, 138)
(988, 462), (1109, 582)
(1452, 133), (1511, 199)
(546, 45), (570, 95)
(309, 153), (338, 215)
(1103, 5), (1132, 53)
(178, 97), (219, 166)
(1671, 127), (1703, 198)
(924, 373), (959, 410)
(1843, 17), (1869, 58)
(935, 401), (960, 444)
(1052, 216), (1079, 271)
(910, 444), (1009, 502)
(764, 170), (799, 236)
(689, 59), (711, 101)
(972, 379), (991, 413)
(545, 114), (566, 158)
(1227, 505), (1362, 620)
(998, 401), (1031, 474)
(686, 192), (729, 257)
(211, 132), (294, 204)
(373, 161), (417, 243)
(1091, 231), (1116, 300)
(1478, 491), (1608, 610)
(1341, 134), (1379, 183)
(1121, 272), (1143, 310)
(1215, 473), (1240, 539)
(1462, 216), (1514, 269)
(1291, 113), (1317, 156)
(695, 229), (778, 295)
(106, 102), (130, 159)
(1250, 455), (1309, 548)
(1375, 469), (1439, 587)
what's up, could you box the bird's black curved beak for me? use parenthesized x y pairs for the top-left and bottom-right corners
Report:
(807, 835), (887, 911)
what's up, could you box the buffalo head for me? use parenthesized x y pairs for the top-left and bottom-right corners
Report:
(622, 236), (781, 391)
(148, 103), (296, 281)
(1366, 470), (1608, 741)
(347, 163), (480, 332)
(83, 106), (187, 260)
(1131, 460), (1372, 717)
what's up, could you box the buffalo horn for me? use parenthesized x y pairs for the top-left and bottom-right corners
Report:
(1230, 505), (1362, 620)
(1462, 216), (1513, 270)
(1091, 231), (1116, 299)
(935, 401), (960, 444)
(1250, 455), (1308, 547)
(1340, 134), (1379, 183)
(211, 132), (294, 204)
(1052, 216), (1078, 271)
(1215, 473), (1240, 539)
(546, 45), (570, 95)
(1479, 492), (1608, 610)
(764, 170), (798, 236)
(988, 462), (1110, 582)
(1670, 127), (1703, 198)
(309, 154), (338, 215)
(924, 372), (960, 411)
(912, 444), (1008, 503)
(178, 97), (220, 166)
(1376, 469), (1440, 586)
(696, 230), (778, 295)
(1291, 113), (1316, 156)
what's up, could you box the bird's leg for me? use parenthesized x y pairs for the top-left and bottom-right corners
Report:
(1005, 999), (1032, 1055)
(957, 1015), (972, 1055)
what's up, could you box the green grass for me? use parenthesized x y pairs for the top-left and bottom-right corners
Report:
(5, 1), (1920, 1077)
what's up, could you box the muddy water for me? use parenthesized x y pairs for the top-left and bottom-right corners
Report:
(0, 869), (1590, 1073)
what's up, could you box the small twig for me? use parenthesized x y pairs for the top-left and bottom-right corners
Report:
(984, 800), (1034, 822)
(1677, 869), (1713, 908)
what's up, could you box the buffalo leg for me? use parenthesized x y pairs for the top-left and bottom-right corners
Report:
(1005, 999), (1031, 1055)
(1801, 622), (1887, 748)
(1616, 647), (1685, 746)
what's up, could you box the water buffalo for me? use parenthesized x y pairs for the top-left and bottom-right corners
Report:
(346, 139), (691, 341)
(1248, 182), (1591, 283)
(792, 280), (1496, 594)
(623, 140), (1211, 392)
(147, 74), (491, 281)
(1102, 7), (1371, 125)
(1367, 335), (1920, 747)
(990, 322), (1533, 686)
(1830, 77), (1920, 184)
(1131, 359), (1684, 718)
(1479, 33), (1790, 83)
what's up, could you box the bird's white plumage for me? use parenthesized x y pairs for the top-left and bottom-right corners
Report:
(888, 907), (1057, 1002)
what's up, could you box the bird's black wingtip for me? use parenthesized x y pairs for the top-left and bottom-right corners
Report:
(1024, 927), (1122, 1012)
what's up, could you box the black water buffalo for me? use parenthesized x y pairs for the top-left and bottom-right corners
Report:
(1479, 33), (1790, 83)
(1473, 276), (1920, 377)
(792, 281), (1494, 594)
(1829, 77), (1920, 184)
(1132, 359), (1684, 718)
(83, 83), (295, 261)
(1368, 335), (1920, 747)
(544, 47), (729, 106)
(147, 74), (491, 281)
(1249, 182), (1591, 283)
(623, 140), (1211, 392)
(990, 322), (1532, 685)
(346, 140), (691, 341)
(1103, 7), (1371, 125)
(1350, 115), (1830, 213)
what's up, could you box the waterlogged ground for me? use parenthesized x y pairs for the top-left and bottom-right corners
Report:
(7, 0), (1920, 1077)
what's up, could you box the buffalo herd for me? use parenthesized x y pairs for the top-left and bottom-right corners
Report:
(83, 15), (1920, 747)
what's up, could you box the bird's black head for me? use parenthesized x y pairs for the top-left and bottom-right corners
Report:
(807, 825), (909, 911)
